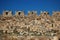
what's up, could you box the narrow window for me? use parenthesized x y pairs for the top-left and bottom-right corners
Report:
(18, 12), (21, 15)
(6, 12), (8, 15)
(32, 12), (33, 14)
(44, 13), (46, 15)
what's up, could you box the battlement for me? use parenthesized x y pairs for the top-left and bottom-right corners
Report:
(28, 11), (37, 16)
(0, 11), (60, 40)
(15, 11), (24, 16)
(40, 11), (49, 15)
(1, 10), (60, 17)
(2, 10), (12, 17)
(52, 11), (60, 17)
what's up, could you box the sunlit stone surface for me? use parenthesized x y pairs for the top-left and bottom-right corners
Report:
(0, 11), (60, 40)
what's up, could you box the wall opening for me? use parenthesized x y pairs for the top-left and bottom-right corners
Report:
(18, 12), (21, 15)
(32, 12), (33, 14)
(5, 12), (8, 15)
(44, 13), (46, 15)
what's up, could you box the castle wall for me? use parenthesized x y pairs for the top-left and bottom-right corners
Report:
(1, 11), (60, 17)
(28, 11), (37, 16)
(2, 11), (12, 17)
(15, 11), (24, 17)
(0, 11), (60, 40)
(52, 11), (60, 16)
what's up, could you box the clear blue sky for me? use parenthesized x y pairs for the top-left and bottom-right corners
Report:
(0, 0), (60, 15)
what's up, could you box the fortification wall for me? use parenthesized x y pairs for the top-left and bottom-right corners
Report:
(1, 10), (60, 17)
(0, 11), (60, 40)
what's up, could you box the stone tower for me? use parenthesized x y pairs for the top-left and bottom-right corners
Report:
(15, 11), (24, 17)
(2, 10), (12, 17)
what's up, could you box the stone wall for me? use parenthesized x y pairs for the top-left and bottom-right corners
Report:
(0, 11), (60, 40)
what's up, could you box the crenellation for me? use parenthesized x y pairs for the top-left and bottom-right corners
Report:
(40, 11), (50, 17)
(0, 11), (60, 17)
(15, 11), (24, 17)
(28, 11), (37, 17)
(52, 11), (60, 16)
(40, 11), (49, 15)
(2, 10), (12, 17)
(0, 11), (60, 40)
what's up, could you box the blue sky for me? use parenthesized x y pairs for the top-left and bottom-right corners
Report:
(0, 0), (60, 15)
